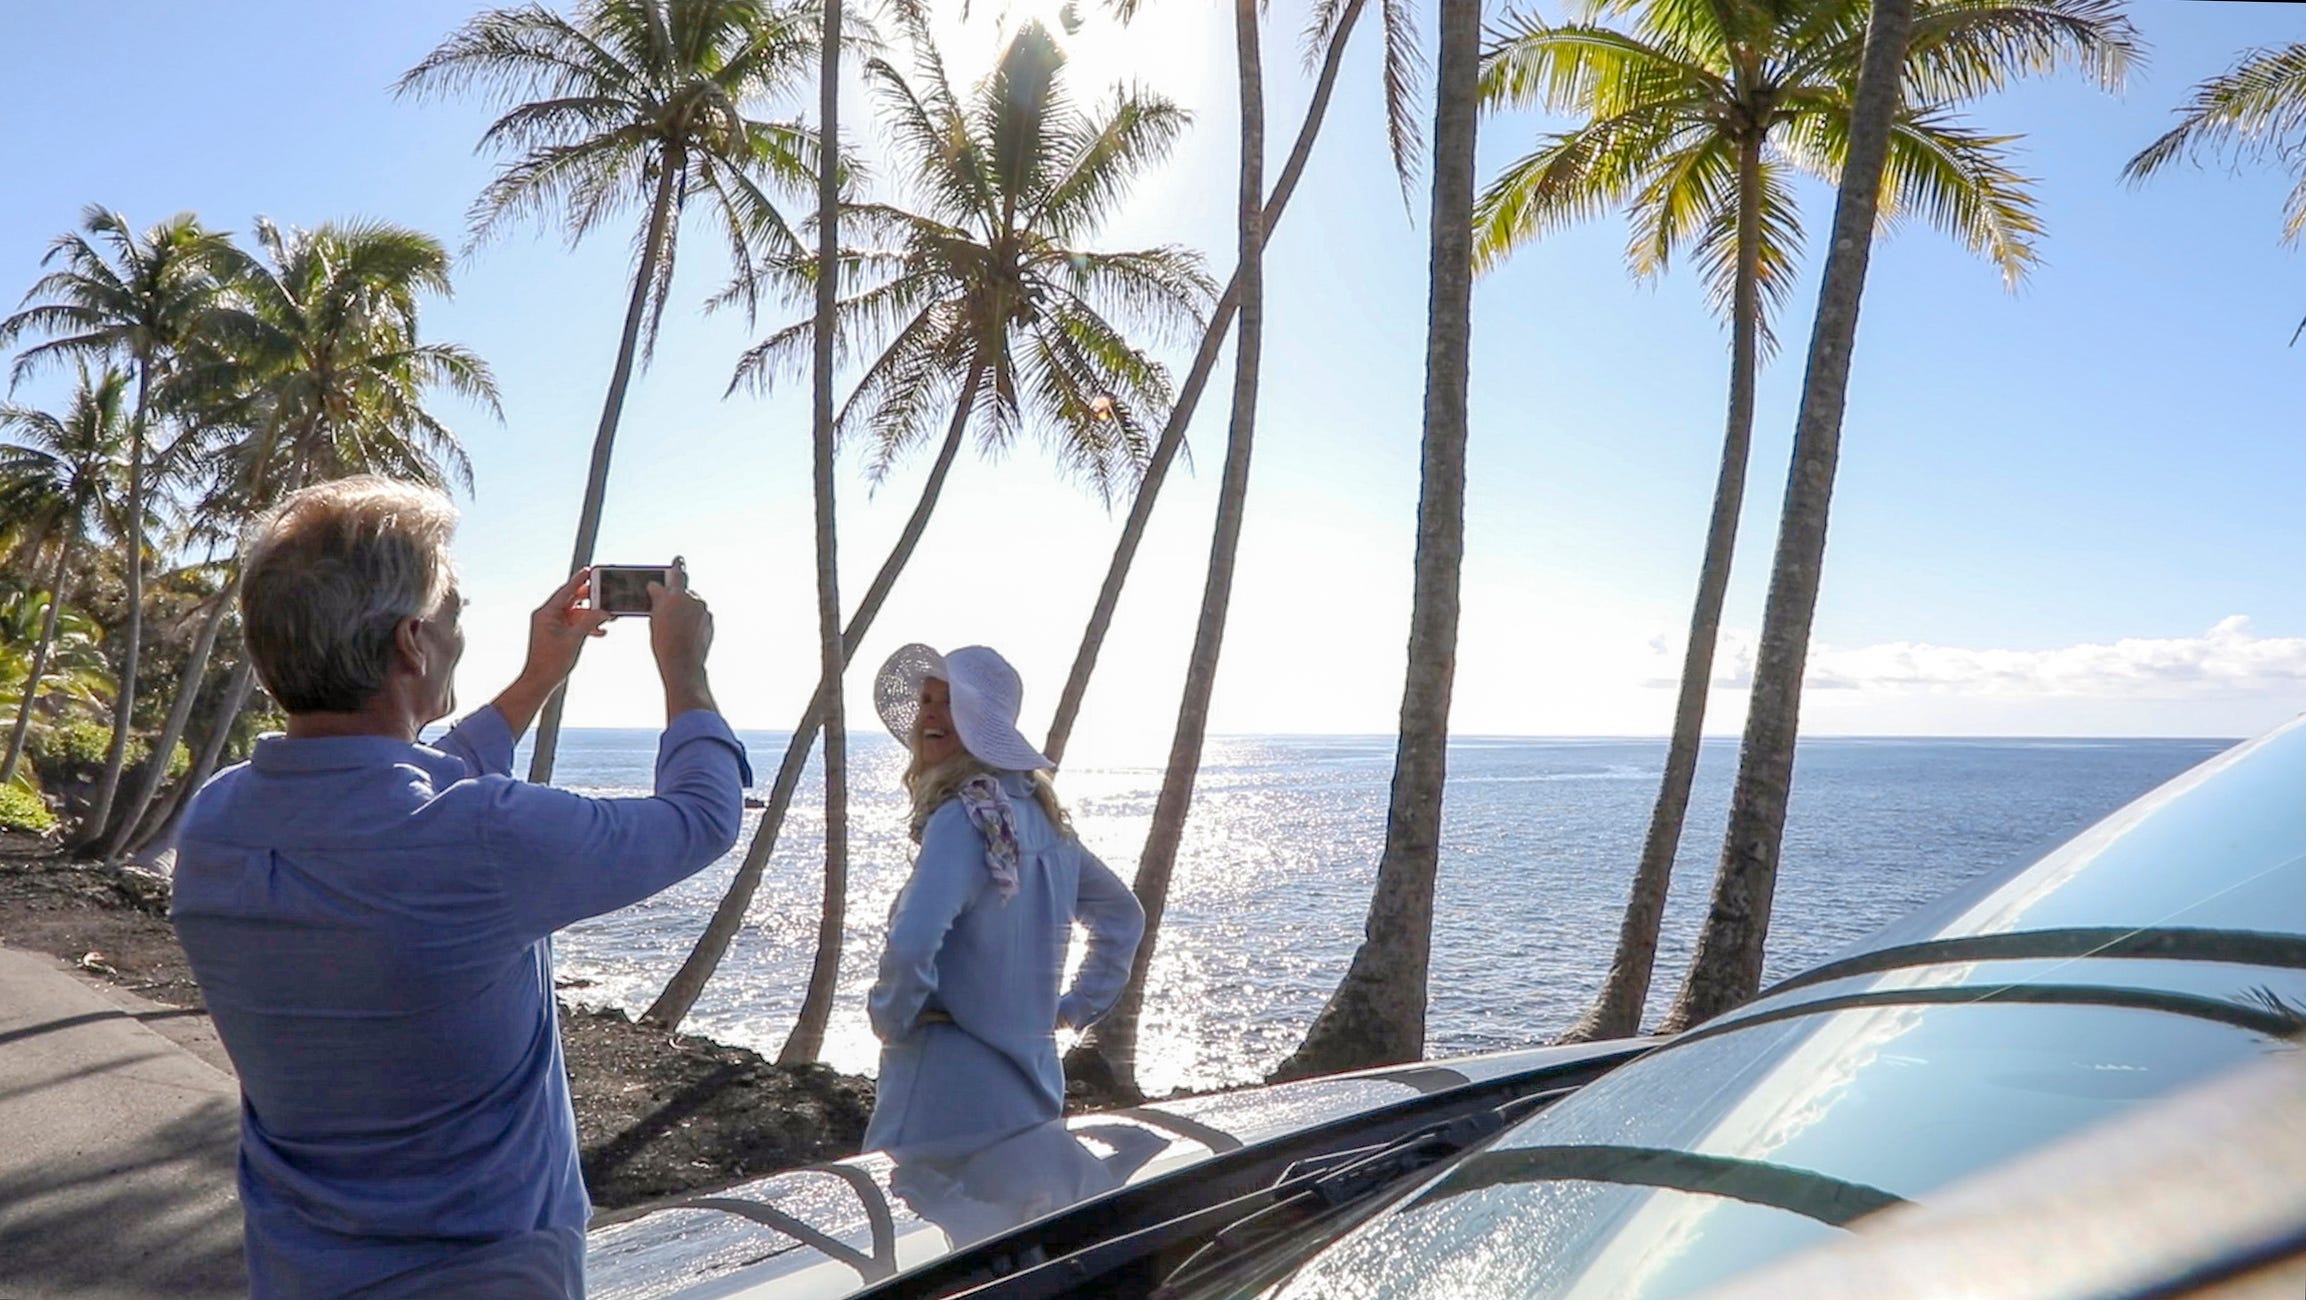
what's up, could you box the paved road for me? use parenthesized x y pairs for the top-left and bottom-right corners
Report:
(0, 945), (244, 1299)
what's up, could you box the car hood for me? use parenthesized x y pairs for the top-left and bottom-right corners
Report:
(586, 1040), (1640, 1299)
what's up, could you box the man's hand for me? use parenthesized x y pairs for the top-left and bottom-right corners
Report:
(493, 568), (614, 737)
(650, 559), (719, 720)
(527, 567), (615, 686)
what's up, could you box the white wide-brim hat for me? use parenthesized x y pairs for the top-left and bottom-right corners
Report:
(874, 642), (1055, 773)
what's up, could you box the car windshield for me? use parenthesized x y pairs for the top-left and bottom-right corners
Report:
(1174, 718), (2306, 1300)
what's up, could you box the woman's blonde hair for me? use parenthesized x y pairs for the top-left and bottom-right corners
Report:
(904, 717), (1072, 843)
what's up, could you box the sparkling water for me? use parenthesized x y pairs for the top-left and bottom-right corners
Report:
(519, 730), (2228, 1098)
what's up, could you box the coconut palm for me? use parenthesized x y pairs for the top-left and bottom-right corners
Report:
(1040, 0), (1425, 767)
(1664, 0), (1917, 1029)
(1661, 0), (2131, 1032)
(398, 0), (822, 784)
(0, 592), (110, 730)
(1039, 0), (1429, 1099)
(1054, 0), (1270, 1104)
(1469, 0), (2133, 1042)
(1265, 0), (1486, 1085)
(0, 207), (235, 850)
(103, 219), (498, 855)
(800, 0), (849, 1078)
(0, 367), (129, 785)
(2125, 42), (2306, 255)
(642, 16), (1210, 1044)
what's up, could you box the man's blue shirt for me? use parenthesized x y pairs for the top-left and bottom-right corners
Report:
(171, 705), (751, 1298)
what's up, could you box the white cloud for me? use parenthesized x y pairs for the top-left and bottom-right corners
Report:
(1650, 616), (2306, 700)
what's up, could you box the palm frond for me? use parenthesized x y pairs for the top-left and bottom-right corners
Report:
(1624, 129), (1741, 282)
(1878, 0), (2137, 103)
(1481, 16), (1722, 118)
(1690, 153), (1804, 349)
(1367, 0), (1424, 192)
(1473, 105), (1698, 271)
(1031, 90), (1193, 241)
(2127, 42), (2306, 239)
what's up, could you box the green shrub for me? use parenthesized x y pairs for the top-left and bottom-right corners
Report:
(32, 719), (118, 770)
(27, 720), (189, 803)
(0, 782), (56, 834)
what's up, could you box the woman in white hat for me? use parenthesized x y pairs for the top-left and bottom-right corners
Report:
(863, 643), (1145, 1155)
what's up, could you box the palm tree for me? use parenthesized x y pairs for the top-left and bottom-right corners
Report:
(2125, 43), (2306, 255)
(1060, 0), (1270, 1104)
(799, 0), (848, 1071)
(643, 16), (1210, 1042)
(398, 0), (821, 784)
(0, 207), (235, 851)
(0, 368), (129, 786)
(1039, 0), (1425, 768)
(1267, 0), (1485, 1085)
(1660, 0), (2130, 1032)
(0, 590), (111, 749)
(103, 219), (498, 856)
(1472, 0), (2134, 1043)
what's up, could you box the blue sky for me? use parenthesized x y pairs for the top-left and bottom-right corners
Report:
(3, 0), (2303, 754)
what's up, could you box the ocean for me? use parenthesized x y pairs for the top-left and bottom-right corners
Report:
(510, 730), (2231, 1098)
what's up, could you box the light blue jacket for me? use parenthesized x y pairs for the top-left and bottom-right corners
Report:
(864, 770), (1144, 1155)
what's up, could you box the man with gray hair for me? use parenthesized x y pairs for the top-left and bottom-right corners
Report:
(171, 475), (751, 1298)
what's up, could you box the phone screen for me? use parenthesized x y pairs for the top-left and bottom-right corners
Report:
(594, 566), (665, 616)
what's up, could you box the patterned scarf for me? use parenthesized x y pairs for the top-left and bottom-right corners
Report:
(955, 773), (1022, 901)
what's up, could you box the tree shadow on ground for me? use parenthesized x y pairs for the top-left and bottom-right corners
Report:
(0, 1094), (246, 1298)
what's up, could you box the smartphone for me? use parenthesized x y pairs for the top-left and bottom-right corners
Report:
(591, 564), (673, 617)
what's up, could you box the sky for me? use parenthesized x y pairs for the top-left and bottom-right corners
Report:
(4, 0), (2305, 760)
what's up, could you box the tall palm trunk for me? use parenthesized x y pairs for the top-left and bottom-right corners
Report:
(1268, 0), (1480, 1083)
(1042, 0), (1370, 768)
(128, 655), (255, 859)
(1, 532), (79, 786)
(644, 358), (989, 1030)
(1067, 0), (1266, 1101)
(1662, 0), (1916, 1033)
(780, 0), (850, 1068)
(1559, 132), (1764, 1043)
(78, 365), (152, 852)
(103, 569), (242, 858)
(112, 430), (309, 853)
(527, 154), (685, 786)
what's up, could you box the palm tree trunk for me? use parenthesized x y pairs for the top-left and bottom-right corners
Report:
(1266, 0), (1480, 1084)
(643, 358), (990, 1031)
(1557, 132), (1765, 1044)
(779, 0), (850, 1069)
(1661, 0), (1916, 1034)
(103, 569), (242, 859)
(1, 533), (78, 786)
(1066, 0), (1267, 1102)
(128, 655), (255, 859)
(107, 421), (301, 854)
(1042, 0), (1370, 769)
(527, 154), (685, 786)
(77, 366), (152, 853)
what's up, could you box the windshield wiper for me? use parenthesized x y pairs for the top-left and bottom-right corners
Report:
(1668, 981), (2306, 1054)
(1146, 1091), (1568, 1298)
(948, 1089), (1571, 1300)
(1415, 1144), (1905, 1228)
(1762, 927), (2306, 1001)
